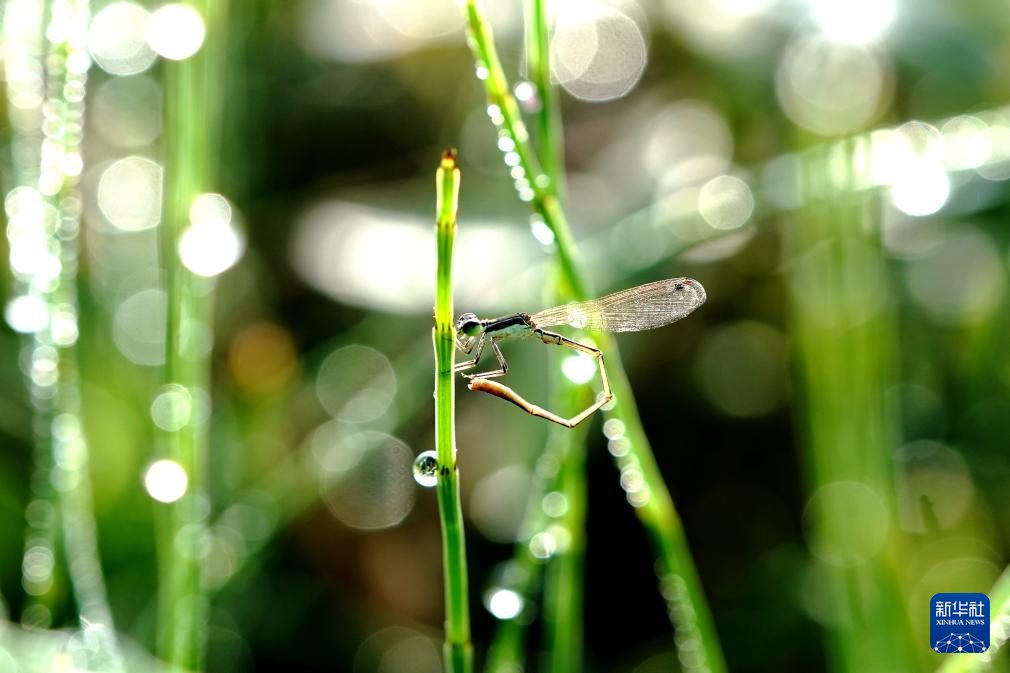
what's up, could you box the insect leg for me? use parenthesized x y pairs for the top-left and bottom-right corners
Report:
(461, 339), (509, 380)
(454, 332), (487, 373)
(535, 329), (613, 427)
(455, 333), (477, 354)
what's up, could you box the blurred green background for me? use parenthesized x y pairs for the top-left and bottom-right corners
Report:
(3, 0), (1010, 672)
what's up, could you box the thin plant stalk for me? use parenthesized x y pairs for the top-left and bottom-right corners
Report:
(45, 2), (123, 668)
(523, 0), (564, 197)
(465, 0), (582, 296)
(484, 402), (572, 673)
(523, 5), (585, 671)
(4, 0), (61, 627)
(484, 387), (589, 673)
(433, 149), (472, 673)
(541, 391), (589, 673)
(155, 0), (225, 668)
(463, 3), (726, 671)
(787, 138), (916, 673)
(4, 1), (122, 667)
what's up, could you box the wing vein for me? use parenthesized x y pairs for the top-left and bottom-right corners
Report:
(530, 278), (706, 333)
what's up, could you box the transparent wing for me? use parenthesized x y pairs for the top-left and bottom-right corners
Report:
(530, 278), (706, 333)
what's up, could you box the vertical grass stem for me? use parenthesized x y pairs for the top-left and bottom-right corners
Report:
(462, 3), (726, 672)
(433, 149), (472, 673)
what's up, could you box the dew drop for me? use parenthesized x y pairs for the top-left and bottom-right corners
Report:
(529, 215), (555, 245)
(514, 81), (541, 112)
(485, 588), (524, 620)
(529, 531), (557, 559)
(412, 450), (439, 487)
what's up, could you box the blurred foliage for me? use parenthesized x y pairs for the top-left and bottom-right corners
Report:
(3, 0), (1010, 672)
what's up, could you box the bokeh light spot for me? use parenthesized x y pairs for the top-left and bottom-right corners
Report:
(299, 0), (463, 63)
(776, 35), (884, 136)
(146, 4), (206, 61)
(542, 491), (569, 518)
(890, 163), (949, 217)
(144, 459), (188, 503)
(316, 345), (397, 423)
(529, 531), (557, 559)
(92, 75), (163, 148)
(904, 226), (1003, 325)
(894, 440), (973, 533)
(5, 295), (48, 333)
(811, 0), (895, 44)
(698, 174), (754, 230)
(470, 465), (531, 543)
(112, 288), (167, 366)
(320, 431), (415, 531)
(803, 481), (888, 566)
(88, 2), (156, 75)
(942, 116), (992, 171)
(486, 588), (523, 620)
(179, 193), (245, 277)
(694, 321), (787, 417)
(150, 384), (192, 432)
(97, 156), (163, 231)
(551, 2), (647, 102)
(561, 353), (596, 384)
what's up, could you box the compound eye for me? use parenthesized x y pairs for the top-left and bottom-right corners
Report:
(456, 313), (481, 336)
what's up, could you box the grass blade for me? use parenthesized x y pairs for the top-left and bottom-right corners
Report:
(4, 1), (123, 668)
(155, 0), (226, 668)
(462, 3), (726, 671)
(787, 138), (916, 673)
(523, 4), (585, 671)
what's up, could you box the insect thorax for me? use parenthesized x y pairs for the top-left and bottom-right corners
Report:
(485, 312), (534, 340)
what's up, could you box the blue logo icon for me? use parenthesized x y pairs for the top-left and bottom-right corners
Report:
(931, 593), (989, 653)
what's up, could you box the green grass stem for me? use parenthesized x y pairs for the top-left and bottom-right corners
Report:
(434, 149), (473, 673)
(787, 138), (916, 673)
(4, 2), (122, 667)
(4, 0), (61, 628)
(463, 3), (726, 672)
(523, 6), (585, 671)
(155, 1), (226, 668)
(45, 4), (123, 667)
(523, 0), (564, 198)
(541, 396), (589, 673)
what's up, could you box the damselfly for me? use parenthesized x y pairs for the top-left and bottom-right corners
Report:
(455, 277), (706, 427)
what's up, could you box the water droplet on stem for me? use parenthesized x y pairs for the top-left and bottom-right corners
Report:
(412, 450), (438, 487)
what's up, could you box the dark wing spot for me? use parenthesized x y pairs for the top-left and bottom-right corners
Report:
(675, 283), (685, 290)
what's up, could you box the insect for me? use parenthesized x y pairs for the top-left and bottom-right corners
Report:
(455, 277), (706, 427)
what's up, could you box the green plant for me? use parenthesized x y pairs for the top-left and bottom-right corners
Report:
(155, 1), (226, 668)
(787, 138), (915, 673)
(4, 0), (122, 669)
(433, 149), (472, 673)
(462, 2), (726, 671)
